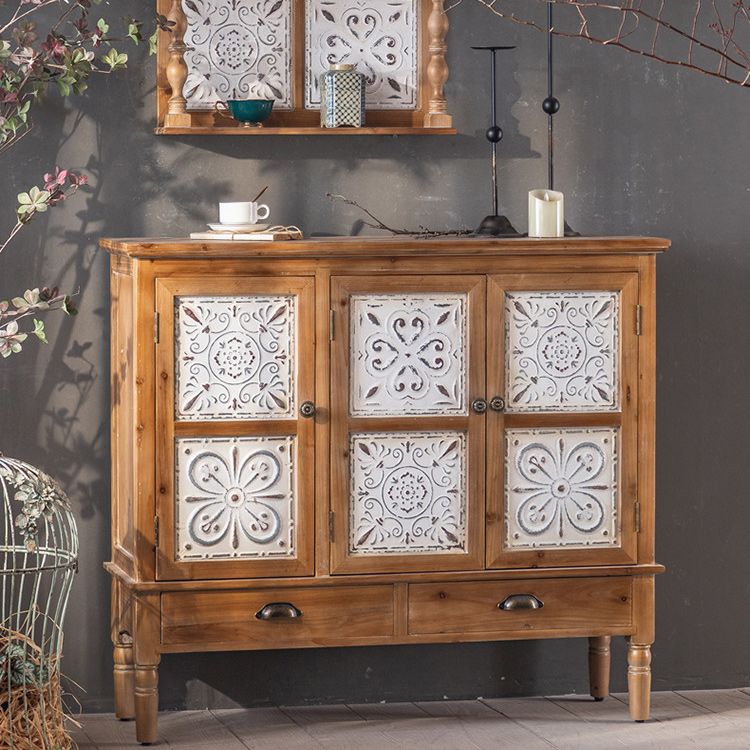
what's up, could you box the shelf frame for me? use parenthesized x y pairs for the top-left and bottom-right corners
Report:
(156, 0), (454, 136)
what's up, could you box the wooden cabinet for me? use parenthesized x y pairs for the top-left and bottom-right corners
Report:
(102, 236), (668, 743)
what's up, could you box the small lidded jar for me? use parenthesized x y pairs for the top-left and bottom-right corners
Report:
(320, 63), (366, 128)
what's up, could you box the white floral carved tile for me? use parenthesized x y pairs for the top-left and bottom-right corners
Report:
(183, 0), (293, 110)
(175, 436), (295, 560)
(505, 291), (619, 412)
(505, 427), (619, 550)
(349, 431), (467, 556)
(305, 0), (419, 109)
(350, 293), (468, 417)
(175, 295), (296, 421)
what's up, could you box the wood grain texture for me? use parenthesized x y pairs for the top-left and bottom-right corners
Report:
(154, 275), (316, 582)
(156, 126), (458, 136)
(588, 635), (612, 700)
(101, 236), (671, 259)
(162, 586), (395, 648)
(133, 592), (160, 744)
(486, 272), (640, 571)
(408, 577), (633, 636)
(329, 274), (485, 575)
(102, 235), (666, 738)
(104, 560), (665, 591)
(155, 0), (453, 134)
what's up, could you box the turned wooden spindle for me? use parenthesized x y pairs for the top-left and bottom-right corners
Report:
(588, 636), (611, 701)
(164, 0), (192, 128)
(133, 593), (161, 744)
(627, 641), (653, 722)
(113, 633), (136, 720)
(424, 0), (453, 128)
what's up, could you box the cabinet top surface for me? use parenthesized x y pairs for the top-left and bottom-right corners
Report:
(100, 235), (670, 260)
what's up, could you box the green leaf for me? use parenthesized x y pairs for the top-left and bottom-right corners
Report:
(97, 18), (110, 36)
(148, 30), (158, 56)
(102, 49), (128, 71)
(127, 20), (143, 45)
(32, 319), (47, 344)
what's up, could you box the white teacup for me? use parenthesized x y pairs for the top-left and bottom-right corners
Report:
(219, 201), (270, 226)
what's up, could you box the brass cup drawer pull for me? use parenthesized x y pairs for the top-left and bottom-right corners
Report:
(255, 602), (303, 620)
(498, 594), (544, 611)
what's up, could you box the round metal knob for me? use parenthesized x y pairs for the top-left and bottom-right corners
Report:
(299, 401), (316, 419)
(471, 399), (488, 414)
(490, 396), (506, 412)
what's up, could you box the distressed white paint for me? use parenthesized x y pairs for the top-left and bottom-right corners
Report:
(305, 0), (419, 109)
(505, 291), (619, 412)
(505, 427), (619, 550)
(183, 0), (293, 110)
(175, 295), (295, 421)
(349, 431), (467, 555)
(350, 293), (467, 417)
(175, 436), (296, 560)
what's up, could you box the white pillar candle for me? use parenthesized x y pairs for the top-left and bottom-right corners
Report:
(528, 189), (564, 238)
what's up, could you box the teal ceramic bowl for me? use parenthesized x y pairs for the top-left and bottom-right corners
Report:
(225, 99), (274, 127)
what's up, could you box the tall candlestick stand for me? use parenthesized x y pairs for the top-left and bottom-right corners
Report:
(472, 45), (520, 236)
(544, 4), (580, 236)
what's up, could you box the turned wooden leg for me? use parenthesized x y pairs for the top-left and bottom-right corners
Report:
(133, 593), (161, 744)
(588, 636), (611, 701)
(113, 635), (136, 720)
(135, 664), (159, 744)
(628, 576), (655, 722)
(627, 641), (652, 721)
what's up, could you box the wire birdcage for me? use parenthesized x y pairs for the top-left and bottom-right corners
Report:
(0, 456), (79, 749)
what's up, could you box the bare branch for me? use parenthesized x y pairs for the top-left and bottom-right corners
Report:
(452, 0), (750, 89)
(326, 193), (474, 238)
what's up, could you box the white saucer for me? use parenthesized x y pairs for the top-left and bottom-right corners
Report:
(208, 222), (269, 232)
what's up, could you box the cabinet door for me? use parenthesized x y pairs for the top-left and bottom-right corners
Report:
(155, 276), (315, 580)
(486, 273), (639, 568)
(330, 276), (485, 574)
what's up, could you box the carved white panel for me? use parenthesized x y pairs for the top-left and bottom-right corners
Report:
(505, 291), (619, 412)
(305, 0), (419, 109)
(175, 295), (295, 421)
(183, 0), (293, 110)
(349, 431), (467, 555)
(505, 427), (619, 550)
(175, 436), (295, 560)
(350, 293), (467, 417)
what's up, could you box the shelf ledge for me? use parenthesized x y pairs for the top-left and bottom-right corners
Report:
(155, 126), (458, 136)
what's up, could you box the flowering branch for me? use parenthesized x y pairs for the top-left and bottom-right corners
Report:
(0, 0), (143, 360)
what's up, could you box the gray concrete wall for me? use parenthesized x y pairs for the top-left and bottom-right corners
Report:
(0, 2), (747, 710)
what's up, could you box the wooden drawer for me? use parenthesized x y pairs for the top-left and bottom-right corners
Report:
(408, 577), (632, 637)
(162, 585), (394, 649)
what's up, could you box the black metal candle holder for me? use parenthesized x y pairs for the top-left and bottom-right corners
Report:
(544, 4), (580, 237)
(472, 45), (520, 237)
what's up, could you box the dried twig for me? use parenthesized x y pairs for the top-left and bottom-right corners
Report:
(326, 193), (474, 238)
(450, 0), (750, 89)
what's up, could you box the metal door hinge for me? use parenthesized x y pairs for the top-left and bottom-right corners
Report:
(154, 515), (160, 547)
(328, 510), (335, 541)
(634, 502), (641, 533)
(635, 305), (642, 336)
(154, 312), (160, 344)
(329, 310), (335, 341)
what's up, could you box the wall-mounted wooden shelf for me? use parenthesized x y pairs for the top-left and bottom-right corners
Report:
(157, 0), (454, 136)
(155, 126), (458, 136)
